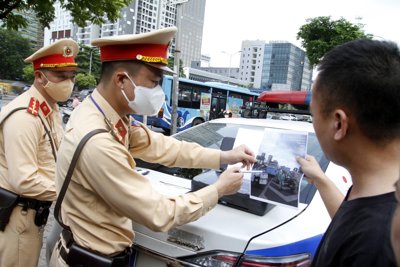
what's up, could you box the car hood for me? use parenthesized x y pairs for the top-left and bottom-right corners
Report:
(132, 163), (351, 258)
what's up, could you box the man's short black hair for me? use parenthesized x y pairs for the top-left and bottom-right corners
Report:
(315, 39), (400, 142)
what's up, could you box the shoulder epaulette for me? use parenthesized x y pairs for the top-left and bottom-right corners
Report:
(27, 97), (39, 116)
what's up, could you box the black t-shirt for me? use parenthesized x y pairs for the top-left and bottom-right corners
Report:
(312, 189), (396, 267)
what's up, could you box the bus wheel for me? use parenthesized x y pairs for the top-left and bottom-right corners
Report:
(192, 118), (204, 127)
(162, 128), (171, 136)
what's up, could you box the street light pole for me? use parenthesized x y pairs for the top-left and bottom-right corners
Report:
(222, 50), (242, 85)
(169, 0), (188, 135)
(89, 48), (95, 75)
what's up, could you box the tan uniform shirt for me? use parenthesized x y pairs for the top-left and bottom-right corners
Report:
(56, 89), (221, 255)
(0, 86), (62, 200)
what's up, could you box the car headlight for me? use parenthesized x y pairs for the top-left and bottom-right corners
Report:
(179, 250), (311, 267)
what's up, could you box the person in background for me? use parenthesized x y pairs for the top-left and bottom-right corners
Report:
(209, 107), (217, 120)
(0, 39), (78, 267)
(297, 39), (400, 266)
(50, 27), (256, 267)
(217, 108), (225, 118)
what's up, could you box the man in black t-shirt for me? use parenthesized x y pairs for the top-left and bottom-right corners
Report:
(297, 39), (400, 266)
(392, 180), (400, 266)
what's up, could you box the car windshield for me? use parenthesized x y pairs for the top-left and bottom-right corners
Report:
(136, 122), (328, 204)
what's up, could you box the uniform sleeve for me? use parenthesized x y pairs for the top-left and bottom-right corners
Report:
(3, 111), (56, 199)
(129, 124), (221, 169)
(80, 137), (218, 232)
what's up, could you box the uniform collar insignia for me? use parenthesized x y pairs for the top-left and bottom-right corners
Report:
(115, 120), (127, 140)
(104, 118), (124, 145)
(27, 97), (39, 116)
(39, 101), (51, 117)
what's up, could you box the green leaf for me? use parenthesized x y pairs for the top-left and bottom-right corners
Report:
(297, 16), (371, 67)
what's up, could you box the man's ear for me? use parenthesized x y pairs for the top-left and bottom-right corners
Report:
(114, 71), (127, 89)
(333, 109), (349, 141)
(34, 70), (47, 86)
(34, 70), (43, 81)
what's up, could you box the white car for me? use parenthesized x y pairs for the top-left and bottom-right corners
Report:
(132, 118), (351, 267)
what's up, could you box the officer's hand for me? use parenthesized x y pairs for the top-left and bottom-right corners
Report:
(220, 145), (256, 170)
(213, 166), (243, 197)
(296, 155), (328, 186)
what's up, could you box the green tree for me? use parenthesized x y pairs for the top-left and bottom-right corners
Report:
(297, 16), (371, 67)
(75, 73), (96, 90)
(0, 28), (32, 80)
(0, 0), (133, 30)
(75, 44), (101, 82)
(167, 56), (185, 77)
(22, 64), (34, 83)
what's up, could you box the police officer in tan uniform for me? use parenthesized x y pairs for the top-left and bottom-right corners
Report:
(50, 27), (256, 267)
(0, 39), (78, 267)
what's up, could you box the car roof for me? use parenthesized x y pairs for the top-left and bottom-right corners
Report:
(206, 117), (315, 133)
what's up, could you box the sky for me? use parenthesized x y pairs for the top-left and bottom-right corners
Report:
(201, 0), (400, 67)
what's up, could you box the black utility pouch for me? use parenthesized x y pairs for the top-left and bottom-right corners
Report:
(0, 187), (19, 231)
(67, 242), (113, 267)
(34, 205), (50, 227)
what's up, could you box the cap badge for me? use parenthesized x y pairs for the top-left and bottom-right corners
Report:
(63, 46), (73, 57)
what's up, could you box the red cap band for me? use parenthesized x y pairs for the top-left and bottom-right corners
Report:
(33, 54), (77, 70)
(100, 43), (169, 64)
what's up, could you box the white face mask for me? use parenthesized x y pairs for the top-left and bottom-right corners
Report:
(121, 72), (165, 116)
(41, 72), (74, 102)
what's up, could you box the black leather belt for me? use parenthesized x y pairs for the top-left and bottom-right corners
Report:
(17, 197), (51, 211)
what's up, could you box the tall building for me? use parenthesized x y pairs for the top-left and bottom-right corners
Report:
(16, 10), (44, 51)
(44, 1), (73, 44)
(239, 40), (312, 91)
(179, 0), (206, 68)
(44, 0), (206, 67)
(239, 40), (265, 88)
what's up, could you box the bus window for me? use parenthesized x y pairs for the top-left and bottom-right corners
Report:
(178, 85), (192, 108)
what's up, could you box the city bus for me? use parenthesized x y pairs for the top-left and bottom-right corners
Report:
(133, 75), (259, 132)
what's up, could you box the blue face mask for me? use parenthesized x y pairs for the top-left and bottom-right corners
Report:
(121, 72), (165, 116)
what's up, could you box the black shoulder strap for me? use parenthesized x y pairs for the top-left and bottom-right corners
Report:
(54, 129), (108, 230)
(0, 107), (57, 161)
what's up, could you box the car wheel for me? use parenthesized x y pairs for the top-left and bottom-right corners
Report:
(192, 118), (204, 127)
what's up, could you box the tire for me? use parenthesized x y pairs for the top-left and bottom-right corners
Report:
(63, 115), (70, 124)
(191, 118), (204, 127)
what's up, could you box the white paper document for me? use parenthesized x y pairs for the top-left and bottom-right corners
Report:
(230, 128), (308, 208)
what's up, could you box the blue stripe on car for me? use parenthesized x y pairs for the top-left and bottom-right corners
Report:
(246, 234), (323, 259)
